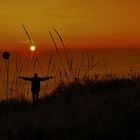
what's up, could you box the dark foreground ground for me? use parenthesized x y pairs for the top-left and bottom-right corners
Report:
(0, 77), (140, 140)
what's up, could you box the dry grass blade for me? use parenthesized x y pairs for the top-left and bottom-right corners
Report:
(47, 54), (53, 76)
(36, 56), (44, 76)
(77, 63), (81, 78)
(49, 30), (59, 54)
(49, 30), (69, 80)
(53, 28), (74, 79)
(89, 61), (99, 72)
(50, 64), (55, 75)
(57, 66), (63, 80)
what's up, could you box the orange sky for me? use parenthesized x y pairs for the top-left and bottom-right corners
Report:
(0, 0), (140, 50)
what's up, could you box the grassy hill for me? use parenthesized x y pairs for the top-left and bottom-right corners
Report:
(0, 77), (140, 139)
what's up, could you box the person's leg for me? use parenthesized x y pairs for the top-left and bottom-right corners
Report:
(32, 92), (35, 103)
(36, 92), (39, 102)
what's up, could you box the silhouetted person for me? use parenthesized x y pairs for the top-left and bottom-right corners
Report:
(18, 73), (53, 103)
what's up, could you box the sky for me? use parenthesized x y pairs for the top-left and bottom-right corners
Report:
(0, 0), (140, 50)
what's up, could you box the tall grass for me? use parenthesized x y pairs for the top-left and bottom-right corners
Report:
(0, 29), (138, 102)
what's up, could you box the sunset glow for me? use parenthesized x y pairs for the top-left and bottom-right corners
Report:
(0, 1), (140, 137)
(0, 0), (139, 50)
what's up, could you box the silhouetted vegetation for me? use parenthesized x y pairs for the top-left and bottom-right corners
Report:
(0, 76), (140, 140)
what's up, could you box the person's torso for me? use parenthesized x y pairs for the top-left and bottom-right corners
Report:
(31, 78), (41, 91)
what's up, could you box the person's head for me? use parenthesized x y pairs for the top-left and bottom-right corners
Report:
(34, 73), (38, 78)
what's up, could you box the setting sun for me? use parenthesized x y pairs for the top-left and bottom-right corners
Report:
(30, 45), (36, 51)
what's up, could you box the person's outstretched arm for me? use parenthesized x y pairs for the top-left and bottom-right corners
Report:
(40, 76), (53, 81)
(18, 76), (32, 81)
